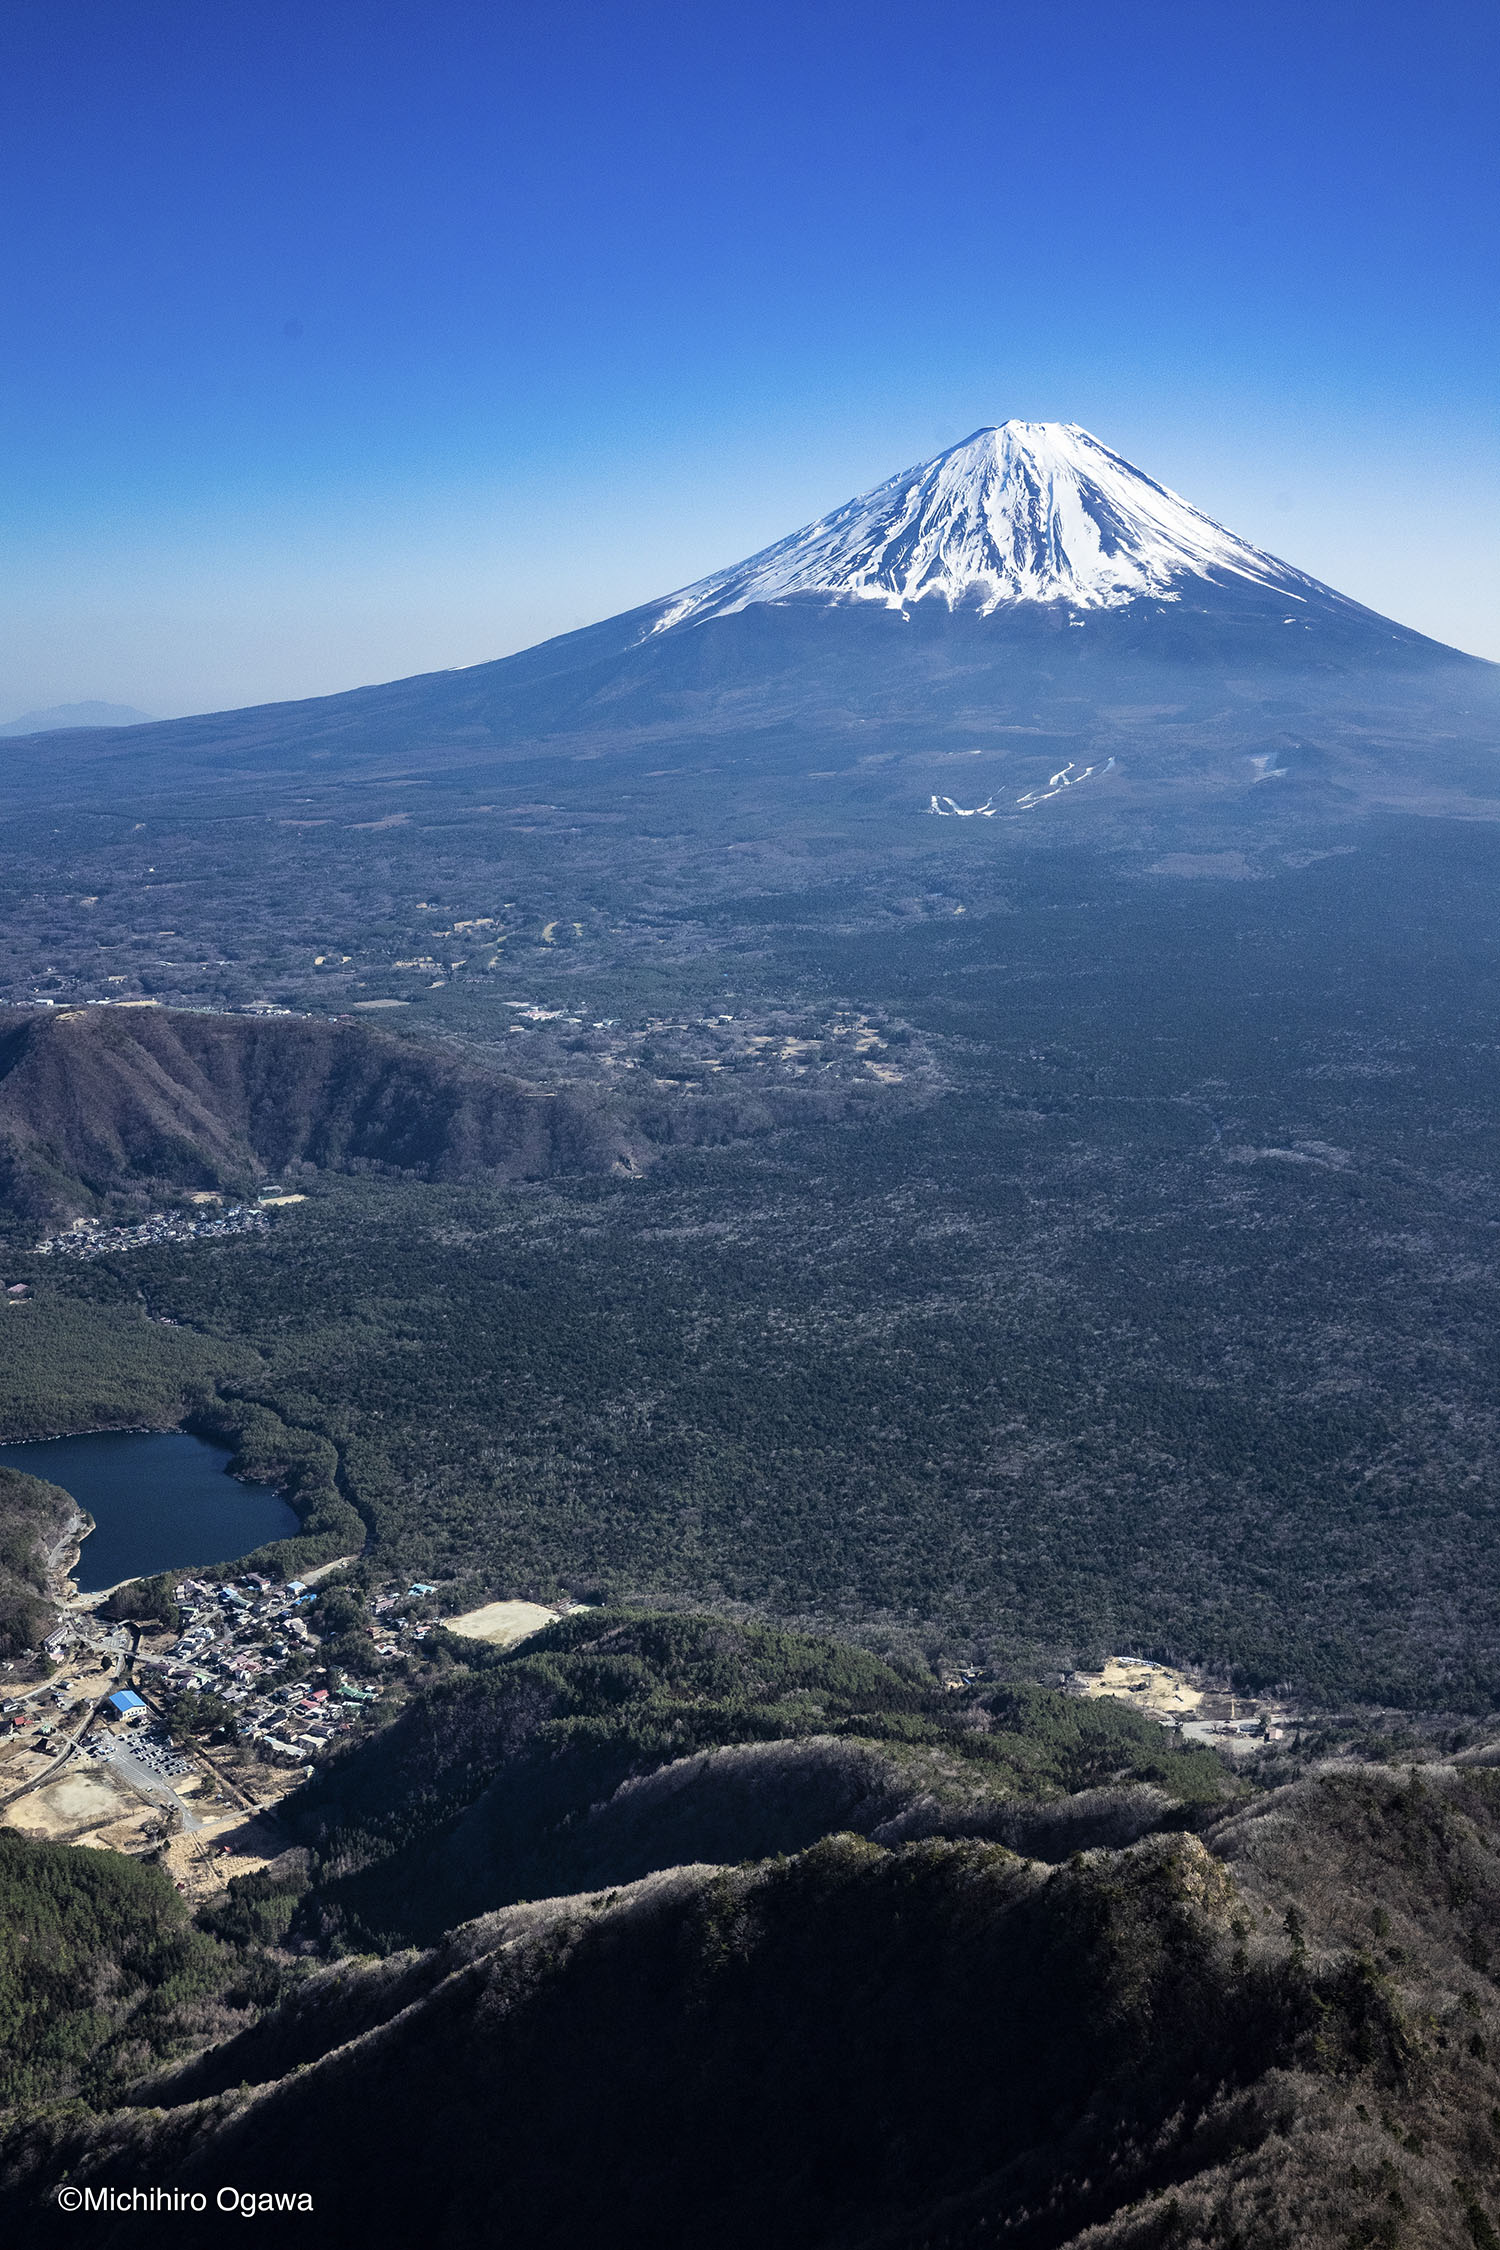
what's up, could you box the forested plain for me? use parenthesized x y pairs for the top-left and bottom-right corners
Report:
(3, 822), (1500, 1703)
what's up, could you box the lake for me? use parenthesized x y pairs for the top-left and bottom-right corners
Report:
(0, 1430), (300, 1591)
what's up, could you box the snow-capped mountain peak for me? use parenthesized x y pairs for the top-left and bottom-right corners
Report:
(651, 421), (1331, 631)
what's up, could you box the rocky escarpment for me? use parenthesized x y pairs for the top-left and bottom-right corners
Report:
(0, 1006), (694, 1225)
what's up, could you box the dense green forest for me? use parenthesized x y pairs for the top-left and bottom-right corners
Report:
(5, 1614), (1500, 2249)
(0, 1615), (1224, 2111)
(3, 830), (1500, 1698)
(0, 1832), (286, 2112)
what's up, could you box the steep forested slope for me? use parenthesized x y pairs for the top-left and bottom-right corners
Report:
(10, 1761), (1500, 2249)
(0, 1832), (277, 2111)
(0, 1005), (638, 1222)
(266, 1609), (1224, 1950)
(7, 1614), (1500, 2248)
(0, 1466), (78, 1657)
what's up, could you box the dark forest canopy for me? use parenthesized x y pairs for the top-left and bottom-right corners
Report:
(7, 1667), (1500, 2250)
(5, 829), (1500, 1697)
(271, 1607), (1226, 1952)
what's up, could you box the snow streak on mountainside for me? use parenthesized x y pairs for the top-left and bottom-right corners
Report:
(652, 421), (1349, 632)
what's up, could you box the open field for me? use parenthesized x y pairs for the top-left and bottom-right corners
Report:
(444, 1599), (561, 1647)
(161, 1809), (285, 1903)
(1072, 1656), (1203, 1718)
(3, 1760), (145, 1845)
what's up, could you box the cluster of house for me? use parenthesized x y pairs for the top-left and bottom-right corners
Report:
(34, 1204), (272, 1259)
(40, 1614), (130, 1669)
(1, 1626), (127, 1749)
(487, 1001), (905, 1093)
(21, 998), (308, 1018)
(1, 1689), (70, 1743)
(12, 1621), (130, 1756)
(130, 1573), (437, 1765)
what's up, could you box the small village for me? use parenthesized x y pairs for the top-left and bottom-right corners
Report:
(127, 1570), (406, 1761)
(477, 1000), (918, 1092)
(32, 1186), (304, 1260)
(0, 1556), (577, 1899)
(0, 1566), (438, 1891)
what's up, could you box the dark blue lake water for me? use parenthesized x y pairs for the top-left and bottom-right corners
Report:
(0, 1430), (300, 1591)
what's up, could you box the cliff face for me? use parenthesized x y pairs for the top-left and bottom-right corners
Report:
(0, 1007), (634, 1223)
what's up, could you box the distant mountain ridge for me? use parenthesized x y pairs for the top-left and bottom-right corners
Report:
(0, 701), (152, 737)
(0, 1008), (631, 1223)
(0, 1005), (883, 1225)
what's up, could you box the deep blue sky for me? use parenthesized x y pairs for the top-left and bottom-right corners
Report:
(2, 0), (1496, 718)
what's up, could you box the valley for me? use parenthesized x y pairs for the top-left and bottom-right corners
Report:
(2, 422), (1500, 2245)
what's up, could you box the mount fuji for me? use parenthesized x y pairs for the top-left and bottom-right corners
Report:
(3, 421), (1493, 821)
(649, 421), (1369, 630)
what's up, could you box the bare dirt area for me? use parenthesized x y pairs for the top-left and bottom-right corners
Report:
(0, 1743), (68, 1797)
(4, 1732), (292, 1880)
(3, 1759), (145, 1843)
(162, 1808), (286, 1902)
(1071, 1656), (1204, 1718)
(1070, 1656), (1297, 1757)
(444, 1598), (560, 1647)
(298, 1551), (362, 1586)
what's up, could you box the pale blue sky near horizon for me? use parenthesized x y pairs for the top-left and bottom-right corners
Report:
(1, 0), (1496, 721)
